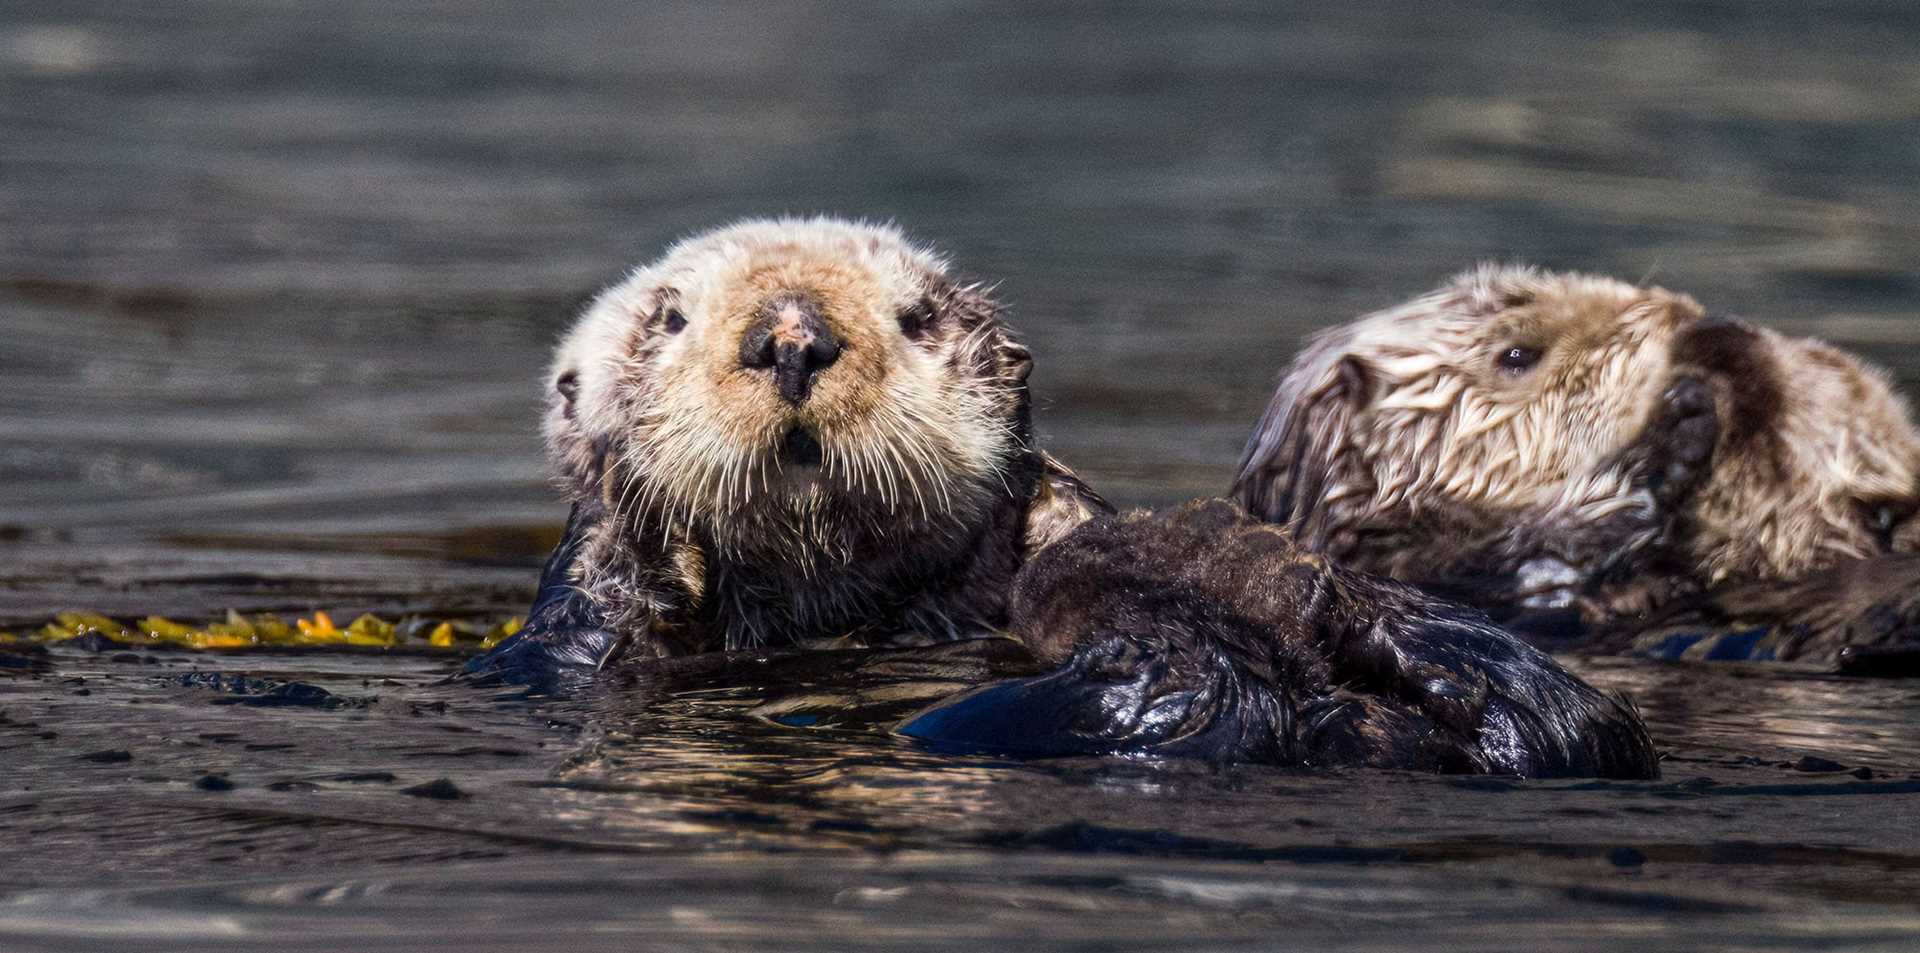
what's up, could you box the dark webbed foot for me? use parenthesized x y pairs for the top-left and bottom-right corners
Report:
(1320, 581), (1658, 777)
(464, 499), (632, 689)
(1298, 693), (1483, 773)
(465, 625), (628, 690)
(901, 500), (1659, 778)
(900, 622), (1293, 762)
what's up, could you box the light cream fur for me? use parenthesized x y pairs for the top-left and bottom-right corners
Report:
(1239, 263), (1920, 588)
(545, 217), (1030, 612)
(1687, 331), (1920, 581)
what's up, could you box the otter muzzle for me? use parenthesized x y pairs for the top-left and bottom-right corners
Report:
(740, 293), (842, 404)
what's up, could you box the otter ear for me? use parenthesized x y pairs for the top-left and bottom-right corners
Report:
(543, 364), (615, 504)
(994, 336), (1034, 383)
(935, 281), (1032, 381)
(554, 370), (580, 420)
(1230, 349), (1373, 549)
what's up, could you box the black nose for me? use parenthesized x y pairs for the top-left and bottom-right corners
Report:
(740, 293), (841, 404)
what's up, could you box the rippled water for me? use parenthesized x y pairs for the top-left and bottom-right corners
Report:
(9, 646), (1920, 950)
(8, 0), (1920, 948)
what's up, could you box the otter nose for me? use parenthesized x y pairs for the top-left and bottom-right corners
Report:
(740, 293), (841, 404)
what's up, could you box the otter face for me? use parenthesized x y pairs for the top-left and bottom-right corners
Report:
(546, 217), (1031, 567)
(1234, 265), (1697, 556)
(1235, 263), (1920, 606)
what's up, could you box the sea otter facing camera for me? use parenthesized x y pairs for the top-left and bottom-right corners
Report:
(473, 216), (1110, 681)
(1233, 264), (1920, 664)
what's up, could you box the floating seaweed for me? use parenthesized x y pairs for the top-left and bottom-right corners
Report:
(0, 610), (523, 653)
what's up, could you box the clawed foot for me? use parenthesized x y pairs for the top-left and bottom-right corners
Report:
(901, 502), (1660, 778)
(463, 625), (627, 690)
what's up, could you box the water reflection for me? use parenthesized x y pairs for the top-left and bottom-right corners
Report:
(17, 852), (1920, 952)
(1573, 657), (1920, 767)
(9, 638), (1920, 947)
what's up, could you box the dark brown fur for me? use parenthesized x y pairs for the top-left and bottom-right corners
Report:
(902, 500), (1660, 778)
(1669, 317), (1786, 466)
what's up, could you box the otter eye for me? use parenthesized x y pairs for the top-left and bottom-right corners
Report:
(897, 298), (937, 339)
(1496, 345), (1543, 375)
(662, 309), (687, 335)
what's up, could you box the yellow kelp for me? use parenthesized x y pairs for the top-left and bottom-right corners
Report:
(0, 610), (525, 652)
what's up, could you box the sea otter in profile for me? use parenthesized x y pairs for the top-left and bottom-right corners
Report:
(1232, 264), (1920, 665)
(474, 217), (1110, 678)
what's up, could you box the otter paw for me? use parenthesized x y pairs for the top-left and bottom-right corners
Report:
(1643, 375), (1720, 507)
(464, 626), (626, 689)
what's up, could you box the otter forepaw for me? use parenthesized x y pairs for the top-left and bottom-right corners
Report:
(1637, 375), (1720, 508)
(1479, 374), (1720, 621)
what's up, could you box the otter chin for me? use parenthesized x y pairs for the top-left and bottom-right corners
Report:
(472, 216), (1109, 679)
(1233, 264), (1920, 664)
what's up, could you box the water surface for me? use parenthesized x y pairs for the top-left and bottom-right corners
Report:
(7, 1), (1920, 948)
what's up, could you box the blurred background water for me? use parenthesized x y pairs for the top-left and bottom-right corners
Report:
(7, 1), (1920, 949)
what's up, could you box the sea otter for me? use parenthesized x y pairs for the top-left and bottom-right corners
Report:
(1232, 264), (1920, 665)
(472, 217), (1110, 679)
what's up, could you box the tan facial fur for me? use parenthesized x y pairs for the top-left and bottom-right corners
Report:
(551, 218), (1026, 562)
(1234, 263), (1920, 599)
(535, 216), (1082, 651)
(1237, 265), (1694, 556)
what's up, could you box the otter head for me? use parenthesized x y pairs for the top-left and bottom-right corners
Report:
(1233, 265), (1696, 560)
(1234, 263), (1920, 605)
(547, 217), (1033, 575)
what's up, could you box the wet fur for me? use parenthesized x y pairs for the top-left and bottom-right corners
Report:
(902, 500), (1659, 778)
(1233, 264), (1920, 661)
(475, 217), (1110, 678)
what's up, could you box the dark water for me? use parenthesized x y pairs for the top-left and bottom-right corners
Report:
(8, 1), (1920, 948)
